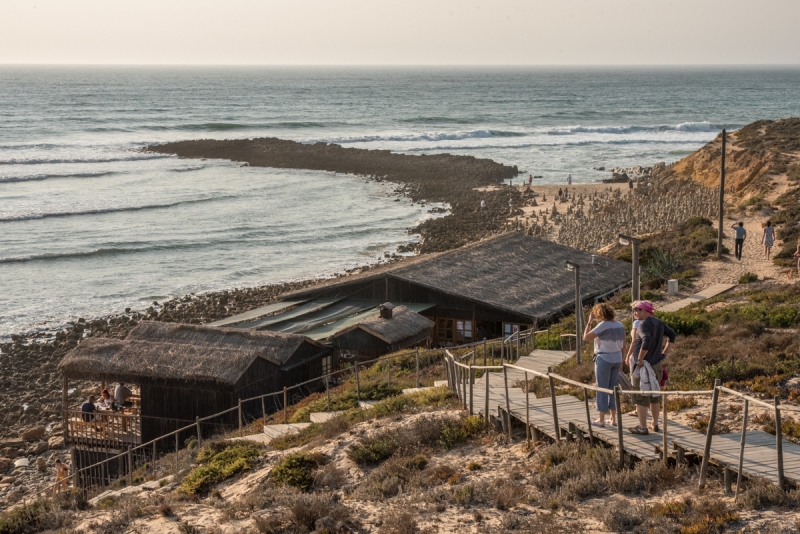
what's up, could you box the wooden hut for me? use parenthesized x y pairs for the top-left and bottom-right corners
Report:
(234, 233), (632, 345)
(332, 303), (434, 359)
(58, 322), (331, 455)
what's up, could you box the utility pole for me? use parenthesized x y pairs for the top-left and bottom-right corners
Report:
(619, 234), (641, 301)
(565, 261), (582, 364)
(717, 129), (726, 259)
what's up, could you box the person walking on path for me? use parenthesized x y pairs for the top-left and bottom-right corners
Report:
(584, 303), (626, 428)
(628, 301), (676, 435)
(762, 220), (775, 260)
(731, 222), (747, 260)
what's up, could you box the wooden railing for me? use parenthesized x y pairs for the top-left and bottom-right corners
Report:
(65, 409), (141, 447)
(444, 350), (797, 496)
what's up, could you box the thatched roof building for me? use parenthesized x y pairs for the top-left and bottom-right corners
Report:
(234, 233), (631, 344)
(60, 323), (332, 446)
(333, 304), (434, 358)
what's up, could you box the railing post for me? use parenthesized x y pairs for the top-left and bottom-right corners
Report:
(153, 441), (157, 480)
(195, 416), (202, 446)
(525, 371), (531, 448)
(238, 398), (243, 430)
(325, 374), (331, 411)
(484, 365), (491, 428)
(699, 379), (721, 489)
(583, 386), (594, 446)
(175, 432), (179, 476)
(548, 366), (559, 441)
(127, 446), (132, 487)
(614, 387), (624, 467)
(462, 364), (467, 409)
(261, 397), (266, 422)
(503, 365), (512, 441)
(775, 395), (785, 490)
(662, 394), (669, 466)
(415, 348), (420, 388)
(483, 339), (487, 366)
(283, 387), (288, 424)
(355, 362), (361, 402)
(735, 399), (749, 500)
(469, 363), (474, 416)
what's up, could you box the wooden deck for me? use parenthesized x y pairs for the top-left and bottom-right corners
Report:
(459, 349), (800, 488)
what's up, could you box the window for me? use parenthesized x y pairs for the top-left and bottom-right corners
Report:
(456, 320), (473, 342)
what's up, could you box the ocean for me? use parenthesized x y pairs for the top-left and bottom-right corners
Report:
(2, 66), (800, 336)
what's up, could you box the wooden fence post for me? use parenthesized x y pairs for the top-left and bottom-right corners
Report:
(662, 394), (668, 466)
(152, 441), (157, 479)
(469, 364), (474, 416)
(195, 416), (202, 446)
(614, 387), (624, 467)
(525, 371), (531, 448)
(503, 365), (512, 440)
(127, 446), (132, 487)
(483, 339), (487, 366)
(175, 433), (179, 475)
(325, 374), (331, 411)
(735, 399), (749, 499)
(548, 366), (559, 441)
(261, 397), (266, 422)
(355, 363), (361, 402)
(484, 366), (490, 428)
(283, 387), (288, 424)
(775, 395), (785, 490)
(583, 386), (593, 446)
(238, 398), (243, 430)
(415, 348), (420, 388)
(699, 379), (721, 489)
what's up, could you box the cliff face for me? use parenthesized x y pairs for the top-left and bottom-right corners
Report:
(657, 118), (800, 195)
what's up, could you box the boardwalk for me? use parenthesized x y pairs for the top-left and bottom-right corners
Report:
(659, 283), (736, 312)
(457, 348), (800, 489)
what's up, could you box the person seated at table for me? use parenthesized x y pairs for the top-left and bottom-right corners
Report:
(99, 389), (114, 408)
(115, 383), (133, 407)
(81, 395), (97, 422)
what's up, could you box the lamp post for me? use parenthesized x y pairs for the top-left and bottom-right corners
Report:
(717, 129), (726, 259)
(565, 261), (582, 364)
(619, 234), (641, 301)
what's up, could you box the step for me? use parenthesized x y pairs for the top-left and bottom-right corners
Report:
(434, 380), (448, 387)
(358, 400), (377, 409)
(262, 423), (312, 440)
(309, 411), (345, 423)
(401, 386), (435, 394)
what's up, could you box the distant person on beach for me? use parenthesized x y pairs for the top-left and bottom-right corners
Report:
(762, 220), (775, 260)
(557, 187), (563, 200)
(480, 199), (486, 210)
(583, 303), (625, 428)
(731, 222), (747, 260)
(628, 301), (676, 436)
(508, 197), (513, 212)
(567, 174), (572, 186)
(528, 175), (533, 186)
(628, 178), (634, 193)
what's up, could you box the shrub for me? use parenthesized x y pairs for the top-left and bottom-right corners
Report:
(271, 451), (327, 491)
(377, 509), (418, 534)
(348, 431), (402, 465)
(641, 290), (664, 301)
(666, 396), (698, 412)
(283, 492), (354, 532)
(739, 272), (759, 284)
(740, 481), (787, 510)
(603, 500), (645, 531)
(181, 440), (263, 495)
(656, 311), (710, 336)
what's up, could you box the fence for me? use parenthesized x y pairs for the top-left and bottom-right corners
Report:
(444, 350), (800, 497)
(48, 337), (506, 499)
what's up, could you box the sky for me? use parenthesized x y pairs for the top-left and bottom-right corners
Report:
(2, 0), (800, 65)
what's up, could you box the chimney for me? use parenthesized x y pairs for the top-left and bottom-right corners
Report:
(379, 302), (395, 319)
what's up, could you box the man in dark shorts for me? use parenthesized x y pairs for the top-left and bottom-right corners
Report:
(629, 301), (676, 435)
(731, 222), (747, 260)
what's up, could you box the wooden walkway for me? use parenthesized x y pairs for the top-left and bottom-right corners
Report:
(659, 283), (736, 312)
(461, 349), (800, 488)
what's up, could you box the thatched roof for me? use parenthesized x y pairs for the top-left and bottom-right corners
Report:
(282, 232), (632, 321)
(59, 322), (329, 384)
(334, 305), (434, 344)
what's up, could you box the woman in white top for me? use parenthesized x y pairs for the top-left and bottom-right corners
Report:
(583, 303), (626, 427)
(762, 220), (775, 260)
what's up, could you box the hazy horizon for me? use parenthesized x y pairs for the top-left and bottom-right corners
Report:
(2, 0), (799, 65)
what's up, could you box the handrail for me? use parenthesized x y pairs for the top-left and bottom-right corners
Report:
(716, 386), (782, 410)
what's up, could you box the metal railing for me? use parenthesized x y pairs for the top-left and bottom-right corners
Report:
(443, 350), (797, 495)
